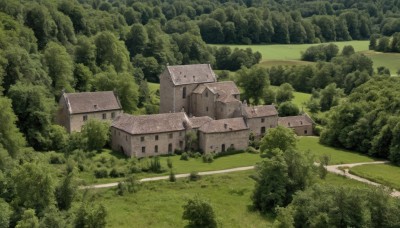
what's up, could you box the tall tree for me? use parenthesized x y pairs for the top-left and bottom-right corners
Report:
(236, 66), (269, 105)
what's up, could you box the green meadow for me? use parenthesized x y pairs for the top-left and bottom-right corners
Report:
(94, 169), (369, 228)
(350, 164), (400, 190)
(212, 40), (400, 73)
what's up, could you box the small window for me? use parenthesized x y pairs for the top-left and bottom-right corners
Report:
(182, 87), (186, 99)
(83, 115), (88, 121)
(261, 118), (265, 123)
(261, 127), (266, 134)
(168, 143), (172, 153)
(304, 130), (308, 134)
(206, 91), (208, 97)
(169, 133), (173, 139)
(142, 147), (146, 153)
(111, 112), (116, 119)
(141, 136), (144, 142)
(230, 144), (234, 148)
(155, 135), (159, 140)
(102, 113), (107, 119)
(155, 145), (158, 153)
(206, 107), (209, 112)
(125, 135), (128, 141)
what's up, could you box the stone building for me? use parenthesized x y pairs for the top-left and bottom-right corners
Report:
(278, 114), (314, 136)
(159, 64), (217, 114)
(57, 91), (122, 133)
(243, 104), (279, 138)
(198, 117), (249, 153)
(111, 112), (191, 158)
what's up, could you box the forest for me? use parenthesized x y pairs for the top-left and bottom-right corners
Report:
(1, 0), (400, 227)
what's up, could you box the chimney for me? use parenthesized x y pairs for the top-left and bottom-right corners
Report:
(224, 123), (227, 129)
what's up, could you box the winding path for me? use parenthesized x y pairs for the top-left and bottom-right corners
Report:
(82, 161), (400, 197)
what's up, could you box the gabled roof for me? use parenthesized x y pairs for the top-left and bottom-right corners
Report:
(244, 105), (278, 118)
(192, 81), (240, 103)
(112, 113), (191, 135)
(189, 116), (213, 129)
(278, 114), (314, 128)
(62, 91), (122, 114)
(199, 117), (248, 133)
(166, 64), (217, 85)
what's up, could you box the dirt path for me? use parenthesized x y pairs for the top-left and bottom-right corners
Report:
(82, 161), (400, 197)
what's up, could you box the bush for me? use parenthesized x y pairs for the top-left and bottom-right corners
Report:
(202, 153), (214, 163)
(169, 170), (176, 182)
(182, 197), (217, 228)
(109, 168), (125, 178)
(94, 168), (108, 178)
(116, 182), (127, 196)
(125, 175), (139, 193)
(214, 149), (244, 158)
(180, 152), (189, 161)
(190, 152), (202, 158)
(48, 152), (66, 164)
(246, 146), (259, 154)
(167, 157), (173, 169)
(174, 149), (183, 155)
(127, 157), (142, 174)
(149, 156), (163, 173)
(314, 125), (323, 136)
(189, 171), (201, 181)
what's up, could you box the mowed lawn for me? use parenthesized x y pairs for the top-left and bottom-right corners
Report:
(94, 169), (370, 228)
(350, 164), (400, 190)
(297, 136), (377, 165)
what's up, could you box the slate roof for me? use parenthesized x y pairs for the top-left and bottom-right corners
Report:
(112, 112), (191, 135)
(189, 116), (213, 129)
(166, 64), (217, 85)
(63, 91), (122, 114)
(278, 114), (314, 128)
(199, 117), (248, 133)
(244, 105), (278, 118)
(192, 81), (240, 103)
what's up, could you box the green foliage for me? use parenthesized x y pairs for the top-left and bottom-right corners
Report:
(260, 126), (297, 155)
(276, 83), (294, 104)
(185, 131), (198, 152)
(75, 201), (107, 228)
(252, 149), (315, 213)
(236, 66), (269, 105)
(169, 170), (176, 182)
(149, 156), (163, 173)
(180, 152), (189, 161)
(56, 173), (77, 211)
(81, 119), (110, 152)
(94, 168), (109, 178)
(182, 197), (217, 228)
(319, 83), (344, 111)
(13, 163), (55, 215)
(167, 157), (173, 169)
(189, 171), (201, 181)
(0, 199), (11, 228)
(278, 102), (300, 117)
(202, 153), (214, 163)
(301, 43), (339, 62)
(15, 209), (39, 228)
(0, 96), (25, 157)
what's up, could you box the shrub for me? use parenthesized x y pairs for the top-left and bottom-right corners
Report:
(189, 171), (201, 181)
(214, 149), (244, 158)
(246, 146), (259, 154)
(48, 152), (66, 164)
(127, 157), (142, 174)
(116, 182), (127, 196)
(109, 168), (125, 178)
(191, 152), (202, 158)
(94, 168), (108, 178)
(169, 170), (176, 182)
(149, 156), (163, 173)
(125, 175), (139, 193)
(202, 153), (214, 163)
(180, 152), (189, 161)
(314, 125), (323, 136)
(182, 197), (217, 228)
(174, 149), (183, 155)
(167, 157), (173, 169)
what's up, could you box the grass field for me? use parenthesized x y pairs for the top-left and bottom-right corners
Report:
(212, 41), (400, 73)
(297, 136), (377, 165)
(94, 169), (369, 227)
(270, 85), (311, 108)
(350, 164), (400, 190)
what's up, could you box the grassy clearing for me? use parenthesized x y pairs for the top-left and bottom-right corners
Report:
(270, 85), (311, 108)
(148, 82), (160, 93)
(350, 164), (400, 190)
(211, 41), (369, 61)
(297, 136), (377, 165)
(361, 51), (400, 75)
(93, 168), (370, 228)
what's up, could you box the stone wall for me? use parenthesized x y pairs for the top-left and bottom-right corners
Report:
(291, 125), (313, 136)
(246, 115), (278, 138)
(190, 88), (216, 118)
(199, 129), (249, 153)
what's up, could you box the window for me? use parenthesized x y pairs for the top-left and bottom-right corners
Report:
(169, 133), (173, 139)
(168, 143), (172, 153)
(155, 135), (159, 140)
(261, 127), (266, 134)
(155, 145), (158, 153)
(141, 136), (144, 142)
(182, 87), (186, 99)
(142, 147), (146, 153)
(179, 141), (183, 149)
(304, 130), (308, 134)
(230, 144), (234, 148)
(261, 118), (265, 123)
(206, 91), (208, 97)
(83, 115), (88, 121)
(206, 107), (209, 112)
(111, 112), (116, 119)
(102, 113), (107, 119)
(125, 135), (128, 141)
(221, 144), (226, 152)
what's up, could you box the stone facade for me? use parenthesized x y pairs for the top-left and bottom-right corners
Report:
(243, 105), (279, 138)
(198, 118), (249, 153)
(57, 91), (122, 133)
(278, 114), (314, 136)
